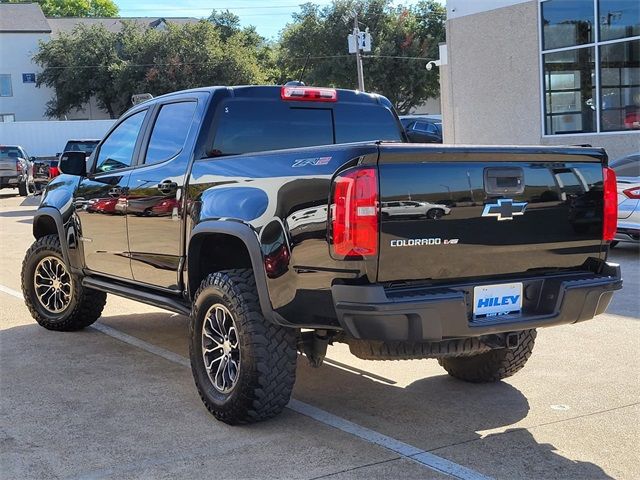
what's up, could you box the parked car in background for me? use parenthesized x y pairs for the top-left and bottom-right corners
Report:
(50, 140), (100, 179)
(400, 115), (443, 143)
(610, 153), (639, 246)
(0, 145), (34, 196)
(381, 200), (450, 219)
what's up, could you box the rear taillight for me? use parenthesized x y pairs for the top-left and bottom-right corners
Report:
(16, 161), (22, 174)
(603, 167), (617, 242)
(623, 187), (640, 199)
(331, 167), (378, 258)
(281, 85), (337, 102)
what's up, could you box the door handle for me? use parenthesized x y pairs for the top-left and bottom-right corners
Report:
(157, 180), (178, 194)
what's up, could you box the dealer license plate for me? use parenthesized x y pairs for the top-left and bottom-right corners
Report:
(473, 282), (523, 318)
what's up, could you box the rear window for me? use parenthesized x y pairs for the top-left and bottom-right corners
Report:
(0, 146), (22, 159)
(334, 104), (403, 144)
(64, 141), (99, 154)
(610, 155), (640, 177)
(209, 99), (402, 157)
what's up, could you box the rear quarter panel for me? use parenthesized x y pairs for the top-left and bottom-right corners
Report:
(187, 144), (379, 327)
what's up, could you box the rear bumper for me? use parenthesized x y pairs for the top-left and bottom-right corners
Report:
(332, 262), (622, 341)
(0, 175), (21, 187)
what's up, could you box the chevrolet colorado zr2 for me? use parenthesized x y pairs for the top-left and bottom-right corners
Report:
(21, 85), (622, 424)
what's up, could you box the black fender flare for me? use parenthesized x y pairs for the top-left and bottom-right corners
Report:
(33, 207), (71, 266)
(188, 220), (276, 323)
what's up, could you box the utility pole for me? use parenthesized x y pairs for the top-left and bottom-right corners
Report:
(353, 13), (365, 91)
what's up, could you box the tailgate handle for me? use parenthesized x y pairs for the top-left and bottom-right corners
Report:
(484, 167), (525, 195)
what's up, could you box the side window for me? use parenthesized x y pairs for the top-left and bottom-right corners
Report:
(145, 102), (197, 165)
(95, 110), (146, 173)
(426, 124), (437, 134)
(413, 122), (427, 132)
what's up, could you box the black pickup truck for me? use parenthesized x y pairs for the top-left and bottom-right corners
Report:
(21, 85), (622, 424)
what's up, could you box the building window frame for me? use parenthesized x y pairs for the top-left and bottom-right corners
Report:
(0, 74), (13, 97)
(539, 0), (640, 137)
(0, 114), (15, 122)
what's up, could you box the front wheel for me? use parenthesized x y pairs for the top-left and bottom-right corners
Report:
(438, 330), (537, 382)
(426, 208), (444, 220)
(189, 269), (298, 424)
(21, 235), (107, 331)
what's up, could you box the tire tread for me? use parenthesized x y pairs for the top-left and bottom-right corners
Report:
(438, 330), (537, 382)
(190, 269), (297, 424)
(21, 235), (106, 331)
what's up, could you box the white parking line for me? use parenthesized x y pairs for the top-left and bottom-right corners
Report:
(0, 284), (24, 299)
(1, 285), (491, 480)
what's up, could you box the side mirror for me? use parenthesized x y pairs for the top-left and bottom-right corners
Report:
(30, 156), (36, 162)
(59, 151), (87, 176)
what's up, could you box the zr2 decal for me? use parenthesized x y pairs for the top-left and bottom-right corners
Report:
(292, 156), (332, 168)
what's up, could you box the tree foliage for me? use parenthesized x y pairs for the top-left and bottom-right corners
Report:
(33, 21), (271, 118)
(32, 2), (445, 118)
(276, 0), (445, 113)
(4, 0), (119, 17)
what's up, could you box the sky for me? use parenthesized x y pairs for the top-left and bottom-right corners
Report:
(114, 0), (435, 39)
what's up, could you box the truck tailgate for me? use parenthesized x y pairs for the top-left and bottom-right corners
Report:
(0, 159), (18, 177)
(377, 145), (607, 283)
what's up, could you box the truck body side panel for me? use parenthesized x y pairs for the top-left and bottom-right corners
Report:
(187, 144), (379, 327)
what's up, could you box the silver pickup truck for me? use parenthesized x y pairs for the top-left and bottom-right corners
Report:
(0, 145), (33, 196)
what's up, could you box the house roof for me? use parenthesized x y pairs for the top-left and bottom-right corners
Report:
(46, 16), (200, 36)
(0, 3), (51, 33)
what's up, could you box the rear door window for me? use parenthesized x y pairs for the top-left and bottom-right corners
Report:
(211, 100), (333, 156)
(145, 101), (197, 165)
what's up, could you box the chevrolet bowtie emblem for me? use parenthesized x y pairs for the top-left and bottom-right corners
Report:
(482, 199), (527, 221)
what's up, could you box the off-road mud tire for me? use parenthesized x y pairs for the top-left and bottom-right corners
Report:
(438, 329), (537, 382)
(21, 235), (106, 331)
(189, 269), (298, 424)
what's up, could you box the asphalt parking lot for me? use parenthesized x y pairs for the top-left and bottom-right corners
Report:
(1, 190), (639, 480)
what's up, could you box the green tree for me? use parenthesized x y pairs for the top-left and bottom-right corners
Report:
(3, 0), (119, 17)
(33, 21), (270, 118)
(276, 0), (445, 113)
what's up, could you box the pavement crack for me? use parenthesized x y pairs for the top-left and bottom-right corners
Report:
(306, 457), (402, 480)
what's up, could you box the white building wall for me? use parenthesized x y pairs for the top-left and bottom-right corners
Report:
(0, 32), (54, 121)
(0, 120), (114, 157)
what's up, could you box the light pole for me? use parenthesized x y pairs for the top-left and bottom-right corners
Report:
(353, 13), (365, 91)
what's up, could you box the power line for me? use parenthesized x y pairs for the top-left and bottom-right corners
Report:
(39, 55), (438, 70)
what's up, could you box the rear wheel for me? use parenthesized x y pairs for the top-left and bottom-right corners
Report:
(21, 235), (106, 331)
(189, 269), (298, 424)
(438, 330), (537, 382)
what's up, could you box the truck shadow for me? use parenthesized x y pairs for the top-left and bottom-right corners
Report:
(4, 312), (615, 479)
(294, 356), (614, 479)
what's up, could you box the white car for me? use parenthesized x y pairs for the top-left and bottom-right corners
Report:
(611, 153), (639, 246)
(381, 200), (451, 219)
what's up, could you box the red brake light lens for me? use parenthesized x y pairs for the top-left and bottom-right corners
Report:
(16, 160), (22, 174)
(603, 167), (617, 242)
(331, 167), (378, 258)
(281, 86), (337, 102)
(623, 187), (640, 199)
